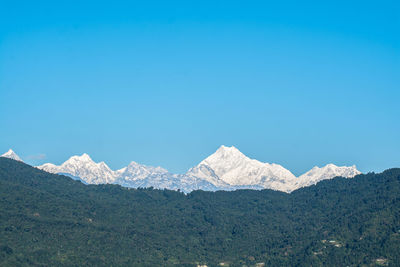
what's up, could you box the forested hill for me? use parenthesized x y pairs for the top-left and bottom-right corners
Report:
(0, 158), (399, 267)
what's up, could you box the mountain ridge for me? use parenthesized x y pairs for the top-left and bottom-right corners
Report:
(2, 146), (361, 192)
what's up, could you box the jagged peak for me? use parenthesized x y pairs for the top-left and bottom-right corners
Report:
(310, 163), (358, 171)
(202, 145), (248, 163)
(1, 149), (23, 162)
(125, 161), (168, 173)
(98, 161), (112, 169)
(34, 148), (362, 193)
(325, 163), (338, 168)
(216, 145), (243, 155)
(66, 153), (94, 162)
(127, 161), (141, 167)
(299, 163), (361, 181)
(5, 149), (15, 154)
(308, 164), (336, 171)
(80, 153), (92, 160)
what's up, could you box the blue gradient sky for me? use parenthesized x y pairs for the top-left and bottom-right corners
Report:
(0, 0), (399, 175)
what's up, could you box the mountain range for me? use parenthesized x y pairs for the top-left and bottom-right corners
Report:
(1, 146), (361, 192)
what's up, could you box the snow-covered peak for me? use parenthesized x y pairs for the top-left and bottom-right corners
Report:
(296, 163), (361, 188)
(187, 163), (229, 187)
(126, 161), (168, 172)
(39, 163), (57, 169)
(67, 153), (93, 163)
(34, 146), (362, 193)
(37, 153), (116, 184)
(216, 145), (243, 155)
(202, 145), (246, 164)
(188, 146), (297, 191)
(118, 161), (169, 180)
(1, 149), (23, 162)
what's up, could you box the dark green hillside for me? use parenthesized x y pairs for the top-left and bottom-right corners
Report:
(0, 157), (399, 266)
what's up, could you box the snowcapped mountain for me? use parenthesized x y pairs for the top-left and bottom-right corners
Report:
(118, 161), (169, 181)
(37, 154), (116, 184)
(2, 146), (361, 193)
(115, 170), (219, 193)
(295, 164), (361, 188)
(1, 149), (23, 162)
(187, 145), (298, 192)
(37, 154), (218, 192)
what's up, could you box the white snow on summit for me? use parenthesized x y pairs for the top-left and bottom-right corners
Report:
(37, 154), (218, 192)
(37, 153), (116, 184)
(34, 145), (361, 193)
(295, 164), (361, 188)
(187, 145), (297, 192)
(114, 171), (218, 193)
(118, 161), (169, 181)
(1, 149), (23, 162)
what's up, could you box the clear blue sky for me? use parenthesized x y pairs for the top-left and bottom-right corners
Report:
(0, 0), (399, 175)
